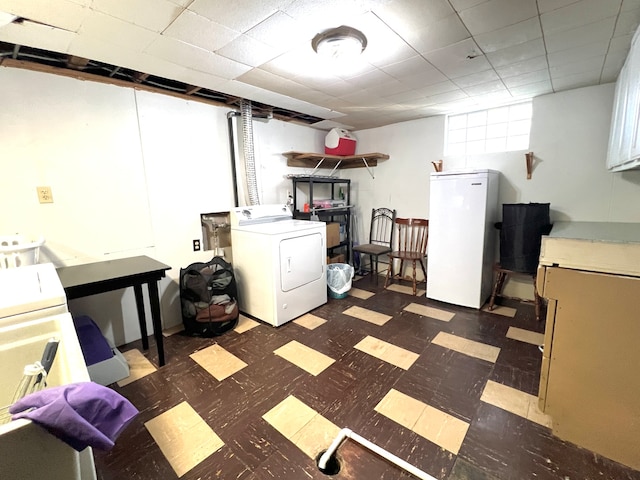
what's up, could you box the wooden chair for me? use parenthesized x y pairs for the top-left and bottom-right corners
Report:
(384, 218), (429, 295)
(352, 208), (396, 283)
(488, 264), (544, 321)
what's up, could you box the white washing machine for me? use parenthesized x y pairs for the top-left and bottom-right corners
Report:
(0, 263), (96, 480)
(230, 204), (327, 326)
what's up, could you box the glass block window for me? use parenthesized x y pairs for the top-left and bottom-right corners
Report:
(445, 102), (532, 156)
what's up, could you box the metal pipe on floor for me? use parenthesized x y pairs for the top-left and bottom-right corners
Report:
(318, 428), (437, 480)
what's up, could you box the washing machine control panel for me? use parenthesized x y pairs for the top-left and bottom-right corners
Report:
(230, 204), (292, 226)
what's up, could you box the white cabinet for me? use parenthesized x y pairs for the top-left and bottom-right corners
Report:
(607, 26), (640, 171)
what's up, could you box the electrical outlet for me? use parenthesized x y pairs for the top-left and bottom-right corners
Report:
(37, 186), (53, 203)
(193, 239), (201, 251)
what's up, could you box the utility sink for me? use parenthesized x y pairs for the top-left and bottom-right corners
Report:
(0, 312), (96, 479)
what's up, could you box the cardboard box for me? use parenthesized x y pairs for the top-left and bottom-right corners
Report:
(327, 254), (345, 264)
(326, 223), (340, 248)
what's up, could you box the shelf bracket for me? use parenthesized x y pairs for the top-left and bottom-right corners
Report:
(328, 158), (343, 177)
(309, 157), (326, 176)
(361, 157), (375, 179)
(525, 151), (534, 179)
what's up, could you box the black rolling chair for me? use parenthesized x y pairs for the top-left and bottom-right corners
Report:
(353, 208), (396, 283)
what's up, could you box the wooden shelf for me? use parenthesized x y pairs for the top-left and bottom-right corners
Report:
(282, 151), (389, 169)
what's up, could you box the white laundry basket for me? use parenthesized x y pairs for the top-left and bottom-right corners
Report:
(0, 235), (45, 269)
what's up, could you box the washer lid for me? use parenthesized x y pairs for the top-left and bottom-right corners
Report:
(0, 263), (67, 318)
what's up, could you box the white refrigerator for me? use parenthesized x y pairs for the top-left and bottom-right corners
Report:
(426, 170), (499, 308)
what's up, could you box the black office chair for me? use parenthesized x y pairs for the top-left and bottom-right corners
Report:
(353, 208), (396, 283)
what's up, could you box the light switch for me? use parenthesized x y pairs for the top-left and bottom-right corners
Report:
(37, 186), (53, 203)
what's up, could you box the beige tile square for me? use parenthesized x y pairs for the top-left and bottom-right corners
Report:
(294, 313), (327, 330)
(403, 303), (455, 322)
(234, 314), (260, 334)
(290, 412), (341, 459)
(190, 343), (247, 381)
(386, 284), (425, 296)
(480, 380), (531, 419)
(413, 405), (469, 455)
(354, 335), (419, 370)
(374, 388), (426, 430)
(274, 340), (335, 376)
(343, 305), (392, 326)
(145, 401), (224, 477)
(432, 332), (500, 363)
(117, 349), (157, 387)
(349, 287), (375, 300)
(481, 304), (517, 317)
(163, 324), (184, 337)
(262, 395), (318, 439)
(506, 326), (544, 346)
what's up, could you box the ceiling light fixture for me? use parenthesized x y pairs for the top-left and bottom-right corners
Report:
(312, 26), (367, 62)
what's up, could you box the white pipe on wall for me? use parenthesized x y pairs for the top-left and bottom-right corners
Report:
(318, 428), (437, 480)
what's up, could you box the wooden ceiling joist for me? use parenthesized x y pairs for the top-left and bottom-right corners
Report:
(66, 55), (90, 70)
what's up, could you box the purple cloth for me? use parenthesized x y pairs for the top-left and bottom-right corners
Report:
(9, 382), (138, 451)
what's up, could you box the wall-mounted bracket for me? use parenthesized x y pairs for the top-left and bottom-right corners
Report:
(525, 151), (534, 179)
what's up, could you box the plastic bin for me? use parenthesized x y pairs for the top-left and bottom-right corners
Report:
(327, 263), (354, 299)
(0, 235), (45, 269)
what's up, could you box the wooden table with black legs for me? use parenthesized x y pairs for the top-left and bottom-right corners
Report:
(56, 255), (172, 367)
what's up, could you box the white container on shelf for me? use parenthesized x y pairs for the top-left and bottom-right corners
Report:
(0, 235), (45, 269)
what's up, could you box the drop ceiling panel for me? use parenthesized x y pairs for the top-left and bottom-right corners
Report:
(508, 79), (553, 97)
(0, 0), (636, 130)
(458, 0), (538, 35)
(496, 55), (549, 79)
(244, 11), (311, 49)
(78, 10), (157, 51)
(547, 42), (610, 68)
(409, 14), (472, 55)
(540, 0), (622, 35)
(188, 0), (289, 33)
(453, 69), (501, 88)
(485, 38), (546, 67)
(502, 69), (550, 88)
(91, 0), (183, 33)
(216, 34), (281, 67)
(463, 80), (508, 96)
(144, 35), (252, 78)
(536, 0), (586, 14)
(614, 7), (640, 36)
(381, 55), (443, 79)
(551, 70), (602, 91)
(0, 0), (88, 32)
(544, 17), (617, 53)
(163, 10), (239, 52)
(0, 21), (75, 53)
(473, 17), (542, 53)
(424, 38), (483, 68)
(374, 0), (455, 38)
(550, 56), (605, 78)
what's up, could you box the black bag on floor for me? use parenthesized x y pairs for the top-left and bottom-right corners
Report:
(179, 256), (239, 337)
(498, 203), (552, 274)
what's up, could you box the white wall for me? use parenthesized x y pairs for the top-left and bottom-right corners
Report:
(3, 66), (639, 339)
(353, 83), (640, 299)
(0, 66), (324, 345)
